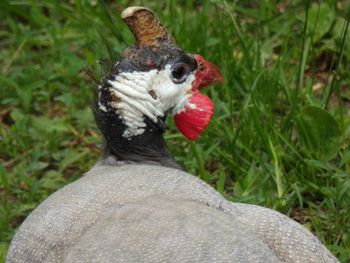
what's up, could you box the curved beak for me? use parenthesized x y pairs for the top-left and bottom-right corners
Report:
(191, 55), (224, 90)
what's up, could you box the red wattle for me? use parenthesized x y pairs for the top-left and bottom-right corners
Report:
(174, 92), (214, 140)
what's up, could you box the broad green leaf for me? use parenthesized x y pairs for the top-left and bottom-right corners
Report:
(206, 37), (220, 47)
(301, 3), (335, 42)
(296, 106), (342, 160)
(27, 162), (49, 173)
(304, 159), (333, 171)
(31, 116), (69, 134)
(10, 110), (25, 123)
(13, 203), (37, 217)
(0, 242), (9, 263)
(72, 107), (94, 129)
(332, 17), (350, 59)
(340, 150), (350, 167)
(332, 17), (349, 40)
(59, 149), (89, 172)
(39, 170), (68, 190)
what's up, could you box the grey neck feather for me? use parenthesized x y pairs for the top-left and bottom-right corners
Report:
(96, 145), (182, 170)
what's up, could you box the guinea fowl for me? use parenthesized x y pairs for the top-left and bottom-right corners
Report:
(7, 6), (338, 263)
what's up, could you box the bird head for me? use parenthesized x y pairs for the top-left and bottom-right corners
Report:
(96, 7), (223, 143)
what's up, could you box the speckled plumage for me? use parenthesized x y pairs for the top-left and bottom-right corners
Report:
(7, 162), (338, 262)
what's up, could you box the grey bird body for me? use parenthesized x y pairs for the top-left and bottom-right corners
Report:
(7, 162), (338, 262)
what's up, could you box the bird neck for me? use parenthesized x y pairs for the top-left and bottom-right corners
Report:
(94, 107), (182, 170)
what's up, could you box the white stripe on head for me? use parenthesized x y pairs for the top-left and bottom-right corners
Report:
(103, 64), (195, 138)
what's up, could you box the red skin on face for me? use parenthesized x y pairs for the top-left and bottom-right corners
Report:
(191, 55), (223, 91)
(174, 55), (223, 140)
(174, 92), (214, 140)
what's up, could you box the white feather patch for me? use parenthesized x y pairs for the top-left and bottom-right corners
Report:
(105, 65), (194, 138)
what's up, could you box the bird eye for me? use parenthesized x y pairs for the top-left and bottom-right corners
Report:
(171, 63), (189, 84)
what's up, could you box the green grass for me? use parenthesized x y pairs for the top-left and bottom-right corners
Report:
(1, 0), (349, 261)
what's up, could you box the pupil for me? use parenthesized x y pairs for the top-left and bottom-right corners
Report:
(172, 65), (185, 80)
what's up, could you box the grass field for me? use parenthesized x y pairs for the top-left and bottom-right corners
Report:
(1, 0), (350, 261)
